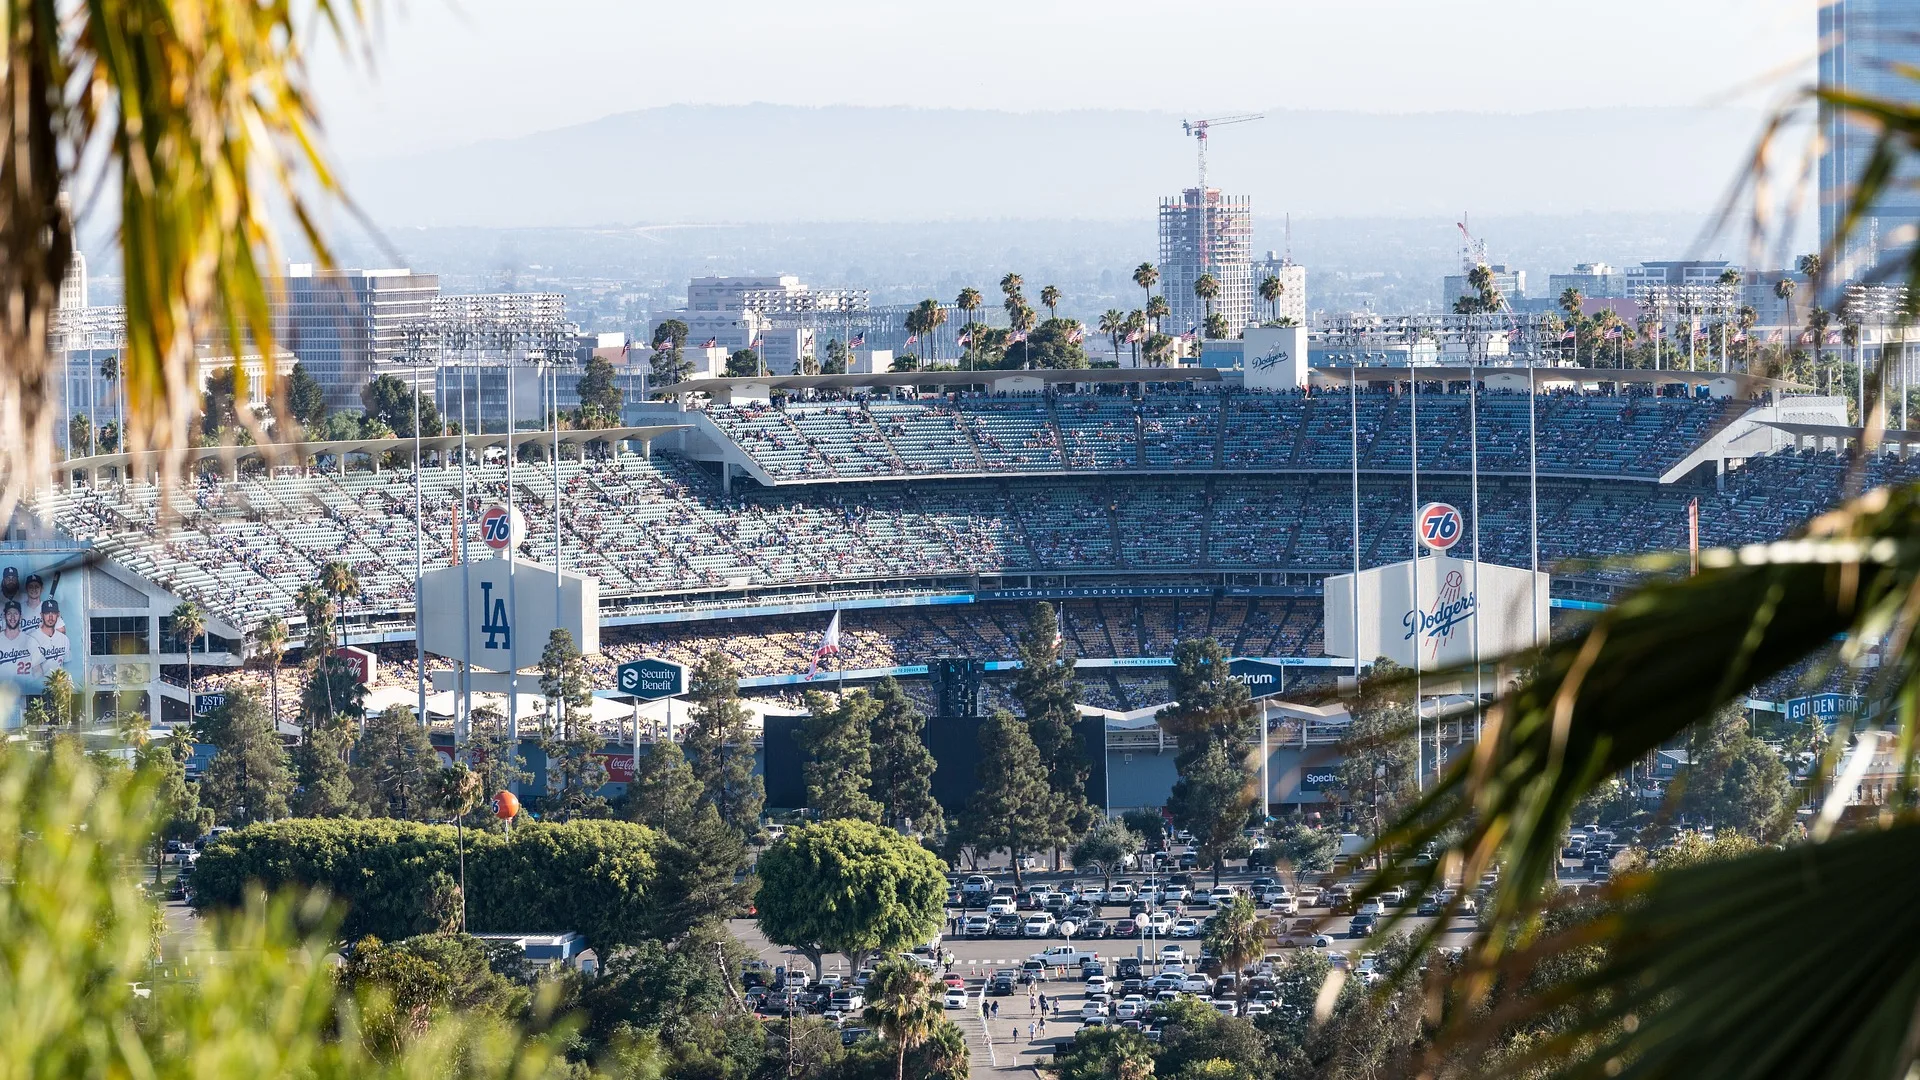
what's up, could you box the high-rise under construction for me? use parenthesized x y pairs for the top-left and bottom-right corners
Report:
(1158, 187), (1254, 339)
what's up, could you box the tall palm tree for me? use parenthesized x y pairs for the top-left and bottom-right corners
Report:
(1133, 261), (1159, 300)
(1145, 295), (1170, 336)
(1636, 311), (1661, 369)
(254, 615), (288, 733)
(170, 601), (206, 711)
(1007, 303), (1037, 367)
(295, 582), (332, 651)
(1259, 274), (1284, 323)
(1099, 309), (1127, 366)
(1776, 276), (1799, 376)
(862, 959), (942, 1080)
(1193, 273), (1220, 331)
(1039, 285), (1062, 321)
(0, 0), (368, 529)
(1126, 310), (1146, 367)
(999, 272), (1023, 300)
(955, 287), (981, 327)
(1202, 895), (1267, 1008)
(1809, 305), (1834, 393)
(320, 561), (358, 650)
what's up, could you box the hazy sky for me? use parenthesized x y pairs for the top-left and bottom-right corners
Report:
(315, 0), (1819, 160)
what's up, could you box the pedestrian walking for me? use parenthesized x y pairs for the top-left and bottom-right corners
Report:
(1039, 992), (1048, 1014)
(1028, 1021), (1035, 1042)
(990, 1000), (999, 1019)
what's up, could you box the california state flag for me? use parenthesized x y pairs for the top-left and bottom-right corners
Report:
(807, 611), (842, 680)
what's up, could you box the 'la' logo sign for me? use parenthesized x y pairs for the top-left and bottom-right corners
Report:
(480, 580), (511, 650)
(1416, 502), (1463, 551)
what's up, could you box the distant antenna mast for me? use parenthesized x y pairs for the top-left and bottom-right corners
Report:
(1181, 113), (1265, 191)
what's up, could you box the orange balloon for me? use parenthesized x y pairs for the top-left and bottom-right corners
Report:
(492, 790), (522, 820)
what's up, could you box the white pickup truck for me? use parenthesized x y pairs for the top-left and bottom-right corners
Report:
(1028, 945), (1101, 968)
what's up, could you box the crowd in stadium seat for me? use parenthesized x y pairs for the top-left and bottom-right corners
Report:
(694, 387), (1743, 482)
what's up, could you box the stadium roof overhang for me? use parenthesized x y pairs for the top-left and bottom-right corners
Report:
(56, 424), (688, 478)
(1760, 420), (1920, 448)
(1307, 365), (1803, 397)
(654, 366), (1224, 399)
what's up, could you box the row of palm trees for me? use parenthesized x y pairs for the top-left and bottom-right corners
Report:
(905, 259), (1291, 369)
(168, 560), (358, 734)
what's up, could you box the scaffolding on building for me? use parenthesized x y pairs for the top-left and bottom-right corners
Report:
(1159, 188), (1255, 338)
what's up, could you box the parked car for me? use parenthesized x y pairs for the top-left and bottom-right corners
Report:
(963, 915), (990, 937)
(1158, 945), (1186, 964)
(1171, 918), (1201, 939)
(1023, 915), (1055, 938)
(989, 970), (1017, 995)
(1349, 913), (1378, 936)
(1114, 995), (1147, 1020)
(1082, 918), (1111, 939)
(991, 915), (1022, 937)
(943, 988), (971, 1010)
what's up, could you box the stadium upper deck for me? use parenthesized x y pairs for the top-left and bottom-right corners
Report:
(695, 387), (1747, 483)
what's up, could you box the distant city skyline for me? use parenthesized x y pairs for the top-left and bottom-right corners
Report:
(313, 0), (1816, 162)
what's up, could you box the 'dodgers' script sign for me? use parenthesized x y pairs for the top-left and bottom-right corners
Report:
(616, 659), (684, 700)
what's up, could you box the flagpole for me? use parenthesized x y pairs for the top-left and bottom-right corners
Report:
(1349, 365), (1360, 685)
(459, 361), (473, 753)
(1470, 366), (1481, 742)
(1529, 363), (1540, 651)
(1409, 367), (1422, 790)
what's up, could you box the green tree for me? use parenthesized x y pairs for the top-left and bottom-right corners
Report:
(1099, 308), (1128, 366)
(286, 360), (328, 429)
(822, 336), (851, 374)
(199, 365), (240, 439)
(868, 677), (944, 836)
(537, 628), (592, 740)
(905, 299), (948, 363)
(862, 957), (947, 1080)
(1338, 659), (1417, 858)
(1202, 895), (1267, 1005)
(465, 704), (531, 829)
(295, 645), (365, 818)
(683, 650), (766, 844)
(169, 599), (206, 701)
(955, 710), (1055, 888)
(1264, 819), (1338, 874)
(1259, 273), (1284, 322)
(338, 933), (529, 1058)
(0, 746), (568, 1080)
(726, 348), (761, 377)
(1203, 312), (1230, 341)
(320, 561), (359, 648)
(1040, 284), (1062, 319)
(194, 684), (291, 825)
(1679, 706), (1791, 839)
(756, 818), (947, 981)
(1071, 818), (1139, 888)
(624, 739), (751, 934)
(352, 704), (445, 820)
(1051, 1026), (1158, 1080)
(136, 731), (210, 878)
(799, 689), (883, 822)
(360, 371), (442, 438)
(253, 613), (289, 733)
(574, 352), (624, 427)
(652, 318), (690, 350)
(67, 411), (90, 457)
(1157, 637), (1257, 768)
(1193, 272), (1220, 327)
(538, 724), (610, 823)
(1121, 807), (1168, 852)
(1133, 261), (1160, 314)
(1166, 740), (1254, 888)
(1013, 602), (1092, 861)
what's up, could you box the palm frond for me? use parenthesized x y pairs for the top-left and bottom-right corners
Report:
(1366, 483), (1920, 1004)
(1510, 823), (1920, 1080)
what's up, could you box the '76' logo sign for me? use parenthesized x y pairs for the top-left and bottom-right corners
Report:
(1416, 502), (1463, 551)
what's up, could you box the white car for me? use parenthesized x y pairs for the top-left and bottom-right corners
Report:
(1244, 1001), (1272, 1018)
(1085, 975), (1110, 994)
(1109, 883), (1137, 903)
(1023, 915), (1055, 937)
(1147, 911), (1174, 934)
(1209, 999), (1237, 1016)
(987, 900), (1017, 917)
(1179, 975), (1211, 994)
(1114, 995), (1147, 1020)
(943, 988), (971, 1009)
(1208, 886), (1236, 905)
(1357, 900), (1384, 918)
(1171, 918), (1201, 938)
(1081, 1000), (1107, 1021)
(1158, 945), (1186, 964)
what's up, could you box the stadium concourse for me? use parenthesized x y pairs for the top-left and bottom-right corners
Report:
(37, 378), (1893, 726)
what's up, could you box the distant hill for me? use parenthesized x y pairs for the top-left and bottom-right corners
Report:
(339, 103), (1770, 229)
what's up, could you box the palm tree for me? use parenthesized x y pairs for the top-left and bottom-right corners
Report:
(1193, 273), (1220, 332)
(1133, 261), (1159, 302)
(1099, 309), (1127, 366)
(0, 2), (364, 529)
(320, 561), (358, 650)
(1202, 895), (1267, 1009)
(1039, 285), (1061, 321)
(955, 287), (981, 327)
(1126, 310), (1146, 367)
(1007, 303), (1037, 367)
(254, 615), (289, 733)
(999, 272), (1023, 300)
(170, 601), (206, 710)
(1259, 274), (1284, 323)
(1809, 305), (1834, 392)
(1775, 276), (1799, 375)
(905, 300), (946, 363)
(1636, 311), (1661, 369)
(295, 582), (332, 650)
(1145, 295), (1170, 336)
(862, 959), (942, 1080)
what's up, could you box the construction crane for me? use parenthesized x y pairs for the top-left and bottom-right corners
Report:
(1181, 113), (1263, 192)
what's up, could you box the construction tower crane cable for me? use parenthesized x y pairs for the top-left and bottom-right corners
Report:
(1181, 113), (1264, 191)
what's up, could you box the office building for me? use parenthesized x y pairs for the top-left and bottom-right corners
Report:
(1159, 188), (1255, 336)
(686, 275), (868, 316)
(1820, 0), (1920, 281)
(58, 248), (87, 311)
(1547, 262), (1625, 300)
(1252, 252), (1308, 324)
(276, 265), (439, 410)
(1440, 265), (1525, 311)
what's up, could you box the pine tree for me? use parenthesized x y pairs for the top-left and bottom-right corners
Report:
(194, 685), (291, 825)
(351, 704), (443, 820)
(293, 654), (363, 816)
(1013, 603), (1093, 860)
(868, 677), (944, 837)
(1158, 637), (1258, 768)
(683, 651), (766, 844)
(538, 629), (592, 741)
(956, 710), (1055, 888)
(624, 738), (749, 934)
(797, 690), (883, 823)
(538, 724), (610, 822)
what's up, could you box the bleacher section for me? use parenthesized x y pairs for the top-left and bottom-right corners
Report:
(696, 388), (1746, 482)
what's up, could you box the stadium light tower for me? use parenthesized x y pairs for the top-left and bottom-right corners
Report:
(1181, 113), (1264, 192)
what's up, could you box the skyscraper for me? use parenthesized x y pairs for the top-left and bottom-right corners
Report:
(1158, 188), (1254, 339)
(1819, 0), (1920, 281)
(275, 265), (439, 409)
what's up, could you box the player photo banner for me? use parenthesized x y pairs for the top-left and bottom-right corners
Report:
(0, 557), (77, 703)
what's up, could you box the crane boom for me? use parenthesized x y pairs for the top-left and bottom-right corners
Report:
(1182, 113), (1264, 191)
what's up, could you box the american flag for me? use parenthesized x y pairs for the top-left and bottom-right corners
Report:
(904, 334), (919, 345)
(1769, 329), (1783, 343)
(702, 338), (717, 348)
(751, 334), (764, 348)
(1124, 329), (1143, 343)
(1561, 329), (1577, 341)
(1604, 326), (1623, 340)
(1008, 330), (1028, 343)
(1067, 327), (1085, 344)
(807, 611), (842, 680)
(1827, 330), (1842, 344)
(848, 333), (864, 348)
(957, 331), (972, 346)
